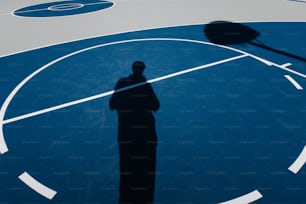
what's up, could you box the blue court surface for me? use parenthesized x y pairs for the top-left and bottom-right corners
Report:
(1, 1), (306, 204)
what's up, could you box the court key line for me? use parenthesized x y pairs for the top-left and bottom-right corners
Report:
(19, 172), (57, 200)
(218, 190), (263, 204)
(1, 37), (305, 155)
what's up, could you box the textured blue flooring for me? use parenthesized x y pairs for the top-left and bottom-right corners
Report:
(0, 22), (306, 203)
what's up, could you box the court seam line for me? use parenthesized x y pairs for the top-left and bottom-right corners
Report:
(2, 54), (248, 125)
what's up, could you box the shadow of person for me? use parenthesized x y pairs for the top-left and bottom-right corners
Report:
(109, 61), (160, 204)
(204, 21), (306, 62)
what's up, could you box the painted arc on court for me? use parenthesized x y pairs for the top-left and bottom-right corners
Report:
(0, 37), (305, 156)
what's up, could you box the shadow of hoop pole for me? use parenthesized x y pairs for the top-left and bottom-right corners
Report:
(204, 21), (306, 63)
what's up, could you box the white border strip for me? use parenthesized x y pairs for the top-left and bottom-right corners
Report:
(18, 172), (57, 200)
(218, 190), (263, 204)
(284, 75), (304, 90)
(289, 145), (306, 174)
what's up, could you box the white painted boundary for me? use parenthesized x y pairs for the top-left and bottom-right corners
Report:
(289, 145), (306, 174)
(284, 75), (304, 90)
(18, 172), (57, 200)
(1, 37), (305, 155)
(218, 190), (263, 204)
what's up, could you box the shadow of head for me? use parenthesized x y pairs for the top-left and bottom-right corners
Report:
(132, 61), (146, 76)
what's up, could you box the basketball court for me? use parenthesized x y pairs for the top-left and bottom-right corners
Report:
(0, 0), (306, 203)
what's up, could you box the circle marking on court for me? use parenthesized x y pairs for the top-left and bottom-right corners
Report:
(13, 0), (114, 17)
(0, 38), (305, 203)
(48, 3), (84, 11)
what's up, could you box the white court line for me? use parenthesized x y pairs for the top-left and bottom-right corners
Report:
(48, 3), (84, 11)
(2, 54), (248, 125)
(218, 190), (263, 204)
(284, 75), (304, 90)
(289, 145), (306, 174)
(271, 62), (306, 78)
(79, 1), (114, 7)
(13, 8), (49, 14)
(0, 47), (78, 154)
(1, 37), (305, 155)
(282, 63), (292, 67)
(18, 172), (57, 200)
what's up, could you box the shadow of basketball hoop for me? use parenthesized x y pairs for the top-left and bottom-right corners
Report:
(204, 21), (306, 63)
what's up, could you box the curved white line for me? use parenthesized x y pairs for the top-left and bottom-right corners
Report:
(0, 49), (79, 154)
(218, 190), (263, 204)
(1, 37), (305, 154)
(289, 145), (306, 174)
(18, 172), (57, 200)
(284, 75), (304, 90)
(48, 3), (85, 11)
(2, 54), (247, 125)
